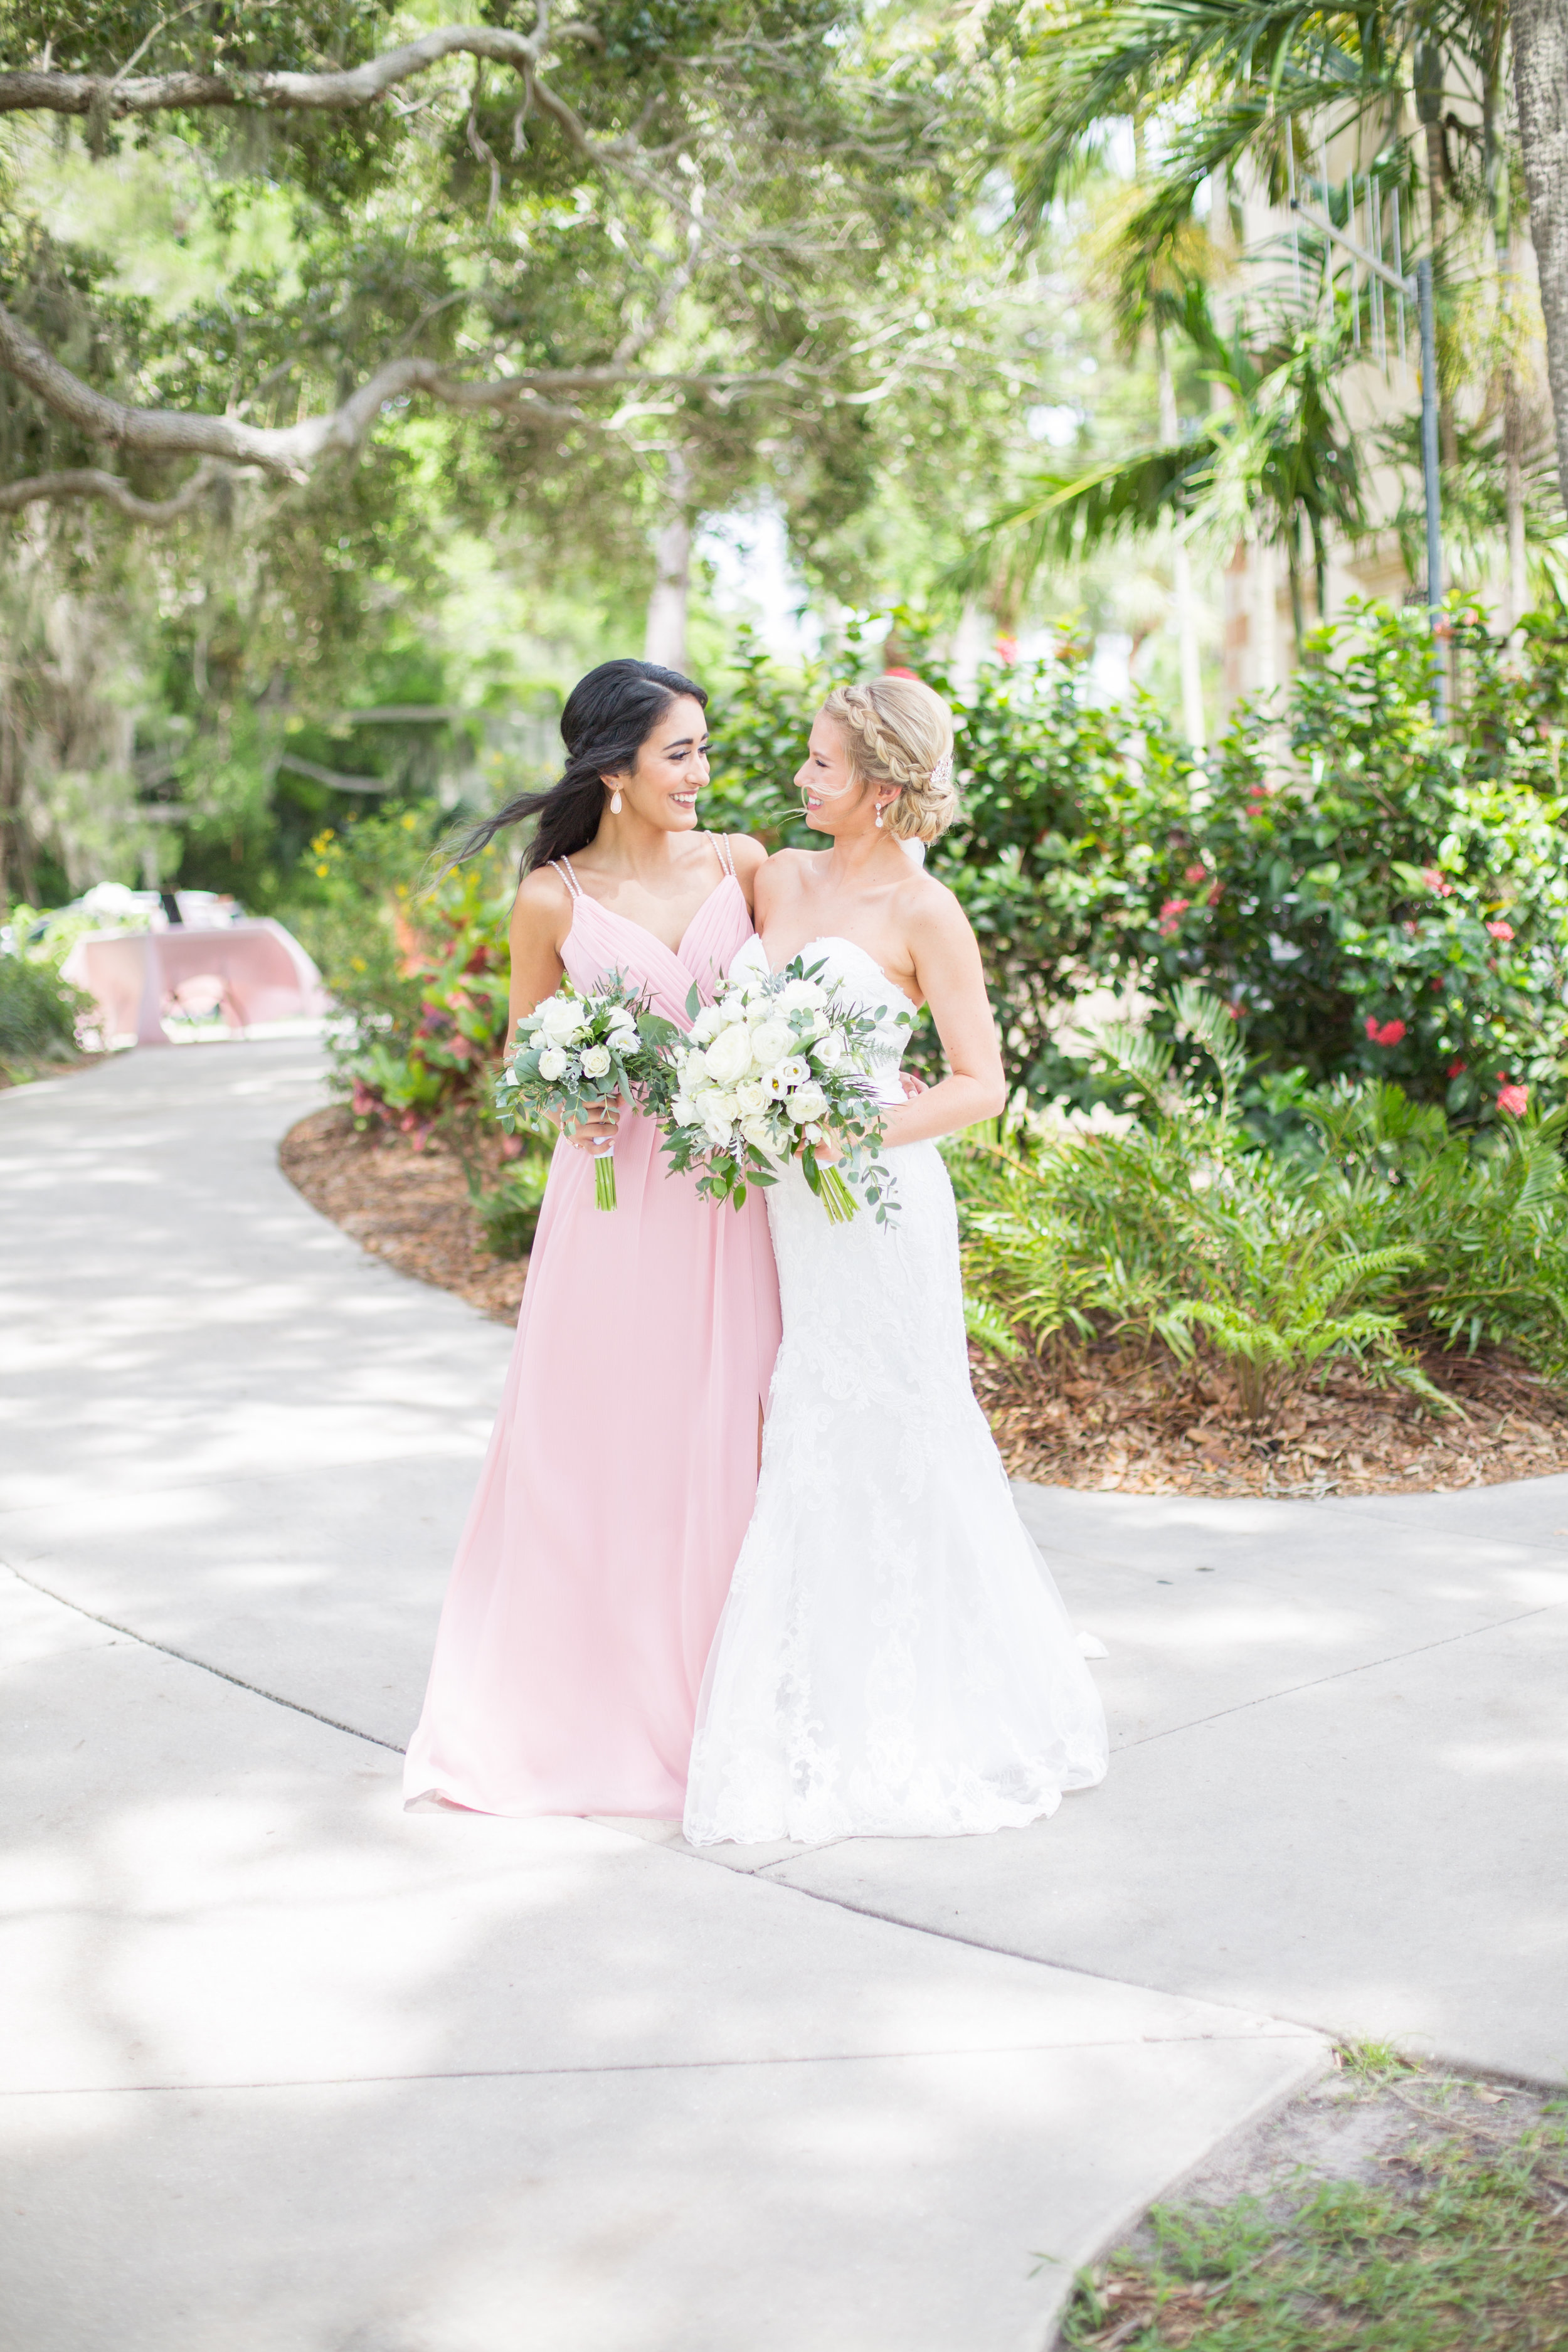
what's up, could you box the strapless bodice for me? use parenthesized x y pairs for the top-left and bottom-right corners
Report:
(730, 936), (915, 1105)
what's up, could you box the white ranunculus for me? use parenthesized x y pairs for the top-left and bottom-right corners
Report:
(741, 1116), (775, 1150)
(734, 1078), (765, 1115)
(607, 1017), (637, 1049)
(778, 977), (822, 1011)
(703, 1113), (734, 1148)
(716, 993), (750, 1025)
(679, 1047), (709, 1086)
(537, 1046), (569, 1082)
(748, 1019), (792, 1068)
(702, 1023), (753, 1086)
(688, 1004), (723, 1044)
(811, 1029), (844, 1069)
(580, 1043), (612, 1079)
(777, 1056), (812, 1089)
(538, 993), (587, 1043)
(790, 1081), (829, 1123)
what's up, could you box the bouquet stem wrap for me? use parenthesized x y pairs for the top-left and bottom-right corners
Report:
(593, 1144), (617, 1213)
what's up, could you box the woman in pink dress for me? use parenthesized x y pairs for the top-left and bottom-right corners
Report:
(404, 660), (781, 1818)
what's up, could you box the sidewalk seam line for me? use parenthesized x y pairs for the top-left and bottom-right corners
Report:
(2, 1560), (406, 1757)
(1116, 1602), (1553, 1751)
(0, 2031), (1325, 2099)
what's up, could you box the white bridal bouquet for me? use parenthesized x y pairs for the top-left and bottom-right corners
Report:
(494, 975), (676, 1210)
(650, 958), (906, 1223)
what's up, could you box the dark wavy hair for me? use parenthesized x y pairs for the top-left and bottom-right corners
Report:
(462, 658), (707, 874)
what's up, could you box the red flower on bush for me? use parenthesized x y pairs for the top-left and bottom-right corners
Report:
(1497, 1081), (1529, 1116)
(1420, 867), (1454, 897)
(1157, 898), (1190, 937)
(1448, 1058), (1466, 1077)
(1485, 919), (1515, 941)
(1364, 1016), (1407, 1047)
(1184, 862), (1207, 885)
(1206, 879), (1224, 906)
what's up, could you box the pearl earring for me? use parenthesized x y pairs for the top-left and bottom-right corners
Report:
(610, 790), (623, 815)
(874, 802), (884, 829)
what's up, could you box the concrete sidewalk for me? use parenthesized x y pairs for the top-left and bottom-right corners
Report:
(2, 1039), (1559, 2349)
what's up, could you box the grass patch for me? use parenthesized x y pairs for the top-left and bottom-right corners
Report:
(1057, 2060), (1568, 2350)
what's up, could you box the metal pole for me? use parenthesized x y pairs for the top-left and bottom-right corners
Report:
(1417, 255), (1446, 722)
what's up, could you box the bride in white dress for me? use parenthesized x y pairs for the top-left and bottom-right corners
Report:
(684, 675), (1108, 1846)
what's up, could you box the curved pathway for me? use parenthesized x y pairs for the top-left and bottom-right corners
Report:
(1, 1039), (1557, 2351)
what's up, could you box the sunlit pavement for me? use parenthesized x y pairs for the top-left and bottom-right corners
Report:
(4, 1037), (1557, 2349)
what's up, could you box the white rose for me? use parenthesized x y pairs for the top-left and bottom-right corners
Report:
(717, 994), (750, 1025)
(778, 977), (821, 1012)
(741, 1116), (775, 1150)
(688, 1004), (723, 1044)
(537, 1046), (568, 1082)
(776, 1056), (812, 1089)
(748, 1019), (793, 1067)
(703, 1113), (734, 1148)
(703, 1024), (753, 1086)
(607, 1017), (637, 1049)
(580, 1043), (612, 1079)
(539, 994), (586, 1043)
(671, 1094), (697, 1126)
(811, 1029), (844, 1069)
(790, 1081), (829, 1123)
(734, 1078), (766, 1115)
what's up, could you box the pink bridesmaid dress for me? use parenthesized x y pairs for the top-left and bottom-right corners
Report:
(404, 834), (781, 1818)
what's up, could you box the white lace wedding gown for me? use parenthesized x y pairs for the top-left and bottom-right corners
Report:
(682, 936), (1110, 1846)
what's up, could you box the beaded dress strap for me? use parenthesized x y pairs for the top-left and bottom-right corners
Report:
(708, 830), (735, 881)
(550, 856), (584, 901)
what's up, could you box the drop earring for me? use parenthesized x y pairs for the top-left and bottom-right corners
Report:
(610, 789), (623, 815)
(874, 801), (884, 829)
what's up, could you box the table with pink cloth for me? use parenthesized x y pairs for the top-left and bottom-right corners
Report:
(61, 919), (329, 1046)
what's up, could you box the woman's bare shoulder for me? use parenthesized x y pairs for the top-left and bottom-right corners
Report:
(510, 862), (572, 935)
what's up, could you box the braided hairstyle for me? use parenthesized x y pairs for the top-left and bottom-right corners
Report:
(817, 676), (958, 842)
(461, 659), (707, 872)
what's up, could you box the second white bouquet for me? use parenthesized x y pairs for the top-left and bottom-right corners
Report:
(649, 956), (906, 1223)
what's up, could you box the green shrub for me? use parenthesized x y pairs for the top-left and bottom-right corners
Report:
(474, 1155), (552, 1259)
(292, 808), (515, 1145)
(0, 950), (90, 1074)
(706, 600), (1568, 1122)
(955, 988), (1568, 1424)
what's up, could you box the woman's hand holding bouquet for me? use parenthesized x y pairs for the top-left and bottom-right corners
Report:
(494, 975), (677, 1210)
(650, 957), (905, 1223)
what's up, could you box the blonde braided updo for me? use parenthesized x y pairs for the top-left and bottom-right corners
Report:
(818, 675), (958, 844)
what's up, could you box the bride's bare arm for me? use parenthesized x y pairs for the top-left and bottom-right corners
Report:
(506, 869), (618, 1152)
(877, 885), (1005, 1147)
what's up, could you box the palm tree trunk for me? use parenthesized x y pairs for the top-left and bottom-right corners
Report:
(1505, 368), (1529, 630)
(1512, 0), (1568, 513)
(1286, 531), (1306, 659)
(1157, 330), (1205, 751)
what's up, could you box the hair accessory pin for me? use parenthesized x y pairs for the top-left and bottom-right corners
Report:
(930, 752), (954, 792)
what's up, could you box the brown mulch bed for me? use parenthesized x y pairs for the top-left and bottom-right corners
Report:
(280, 1105), (529, 1324)
(283, 1105), (1568, 1495)
(973, 1337), (1568, 1496)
